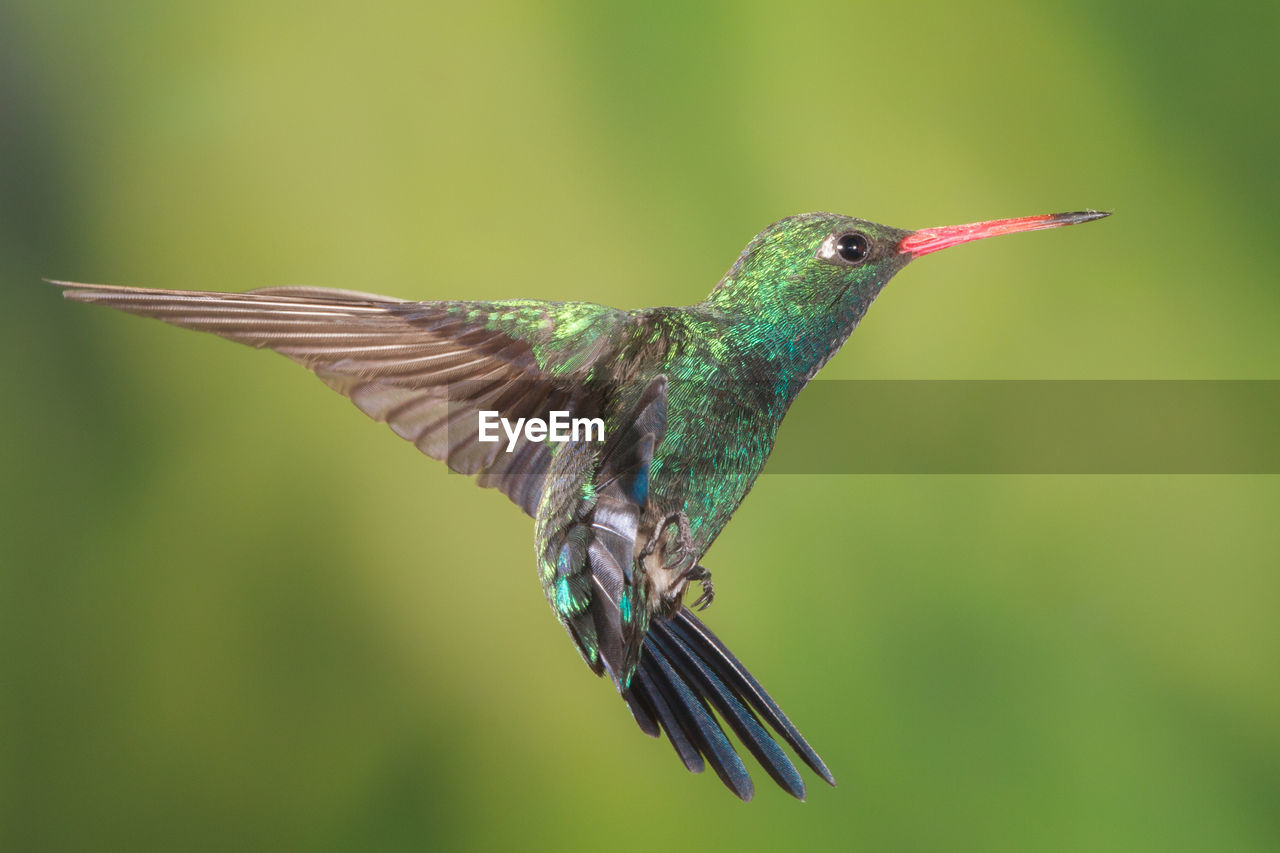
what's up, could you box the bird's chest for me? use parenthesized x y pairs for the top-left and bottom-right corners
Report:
(646, 397), (781, 551)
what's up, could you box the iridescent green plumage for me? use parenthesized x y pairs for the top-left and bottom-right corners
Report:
(54, 208), (1107, 800)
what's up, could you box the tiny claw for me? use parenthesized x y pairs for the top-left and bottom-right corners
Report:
(684, 564), (714, 611)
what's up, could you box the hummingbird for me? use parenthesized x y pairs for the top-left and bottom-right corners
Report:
(54, 208), (1108, 800)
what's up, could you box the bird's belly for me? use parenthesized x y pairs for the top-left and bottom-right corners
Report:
(647, 419), (779, 552)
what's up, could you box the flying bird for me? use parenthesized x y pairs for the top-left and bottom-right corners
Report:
(55, 208), (1108, 799)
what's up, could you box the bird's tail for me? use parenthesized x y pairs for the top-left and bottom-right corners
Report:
(623, 608), (835, 801)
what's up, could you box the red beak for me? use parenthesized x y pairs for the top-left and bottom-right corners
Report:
(898, 210), (1110, 258)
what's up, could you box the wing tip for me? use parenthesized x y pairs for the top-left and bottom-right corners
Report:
(45, 279), (98, 301)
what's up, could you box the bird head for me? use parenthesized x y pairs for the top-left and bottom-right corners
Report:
(703, 209), (1109, 374)
(708, 209), (1108, 313)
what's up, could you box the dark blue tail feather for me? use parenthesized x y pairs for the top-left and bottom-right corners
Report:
(622, 608), (834, 799)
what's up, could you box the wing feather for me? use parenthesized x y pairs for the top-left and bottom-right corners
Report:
(55, 280), (620, 515)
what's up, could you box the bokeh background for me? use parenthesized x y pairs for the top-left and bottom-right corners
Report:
(3, 2), (1278, 850)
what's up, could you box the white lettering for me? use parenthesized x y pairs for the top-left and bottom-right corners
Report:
(478, 411), (606, 452)
(573, 417), (605, 442)
(478, 410), (500, 443)
(549, 410), (570, 442)
(501, 417), (525, 453)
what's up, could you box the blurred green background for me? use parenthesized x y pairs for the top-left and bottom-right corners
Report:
(3, 2), (1278, 850)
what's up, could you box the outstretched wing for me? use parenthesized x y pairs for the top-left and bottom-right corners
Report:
(55, 281), (623, 515)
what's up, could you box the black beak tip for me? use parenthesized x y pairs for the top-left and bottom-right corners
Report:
(1059, 209), (1112, 225)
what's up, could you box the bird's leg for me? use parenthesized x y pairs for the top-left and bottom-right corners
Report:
(658, 512), (694, 572)
(638, 512), (692, 568)
(638, 511), (714, 617)
(683, 563), (714, 611)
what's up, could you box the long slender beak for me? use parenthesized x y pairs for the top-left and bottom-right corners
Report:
(898, 210), (1110, 258)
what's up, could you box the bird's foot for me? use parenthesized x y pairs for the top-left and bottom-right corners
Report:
(639, 512), (692, 565)
(639, 512), (712, 617)
(683, 563), (714, 611)
(653, 514), (713, 609)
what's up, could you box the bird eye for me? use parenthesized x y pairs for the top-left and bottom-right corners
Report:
(835, 232), (870, 264)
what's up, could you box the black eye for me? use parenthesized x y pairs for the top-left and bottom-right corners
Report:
(836, 232), (870, 263)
